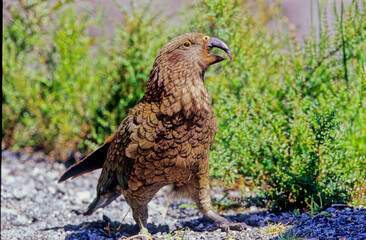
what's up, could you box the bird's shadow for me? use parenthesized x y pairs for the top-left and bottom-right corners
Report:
(41, 217), (171, 239)
(40, 210), (280, 239)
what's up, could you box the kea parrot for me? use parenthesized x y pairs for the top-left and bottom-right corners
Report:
(59, 32), (245, 235)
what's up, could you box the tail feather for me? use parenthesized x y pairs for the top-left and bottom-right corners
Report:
(84, 194), (119, 216)
(58, 140), (111, 183)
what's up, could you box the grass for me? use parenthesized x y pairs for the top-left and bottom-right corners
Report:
(260, 222), (306, 240)
(260, 222), (288, 236)
(161, 227), (188, 240)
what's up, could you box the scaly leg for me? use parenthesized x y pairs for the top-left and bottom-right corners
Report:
(124, 186), (161, 238)
(124, 196), (151, 239)
(191, 175), (246, 232)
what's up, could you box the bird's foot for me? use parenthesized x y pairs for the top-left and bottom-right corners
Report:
(214, 220), (247, 232)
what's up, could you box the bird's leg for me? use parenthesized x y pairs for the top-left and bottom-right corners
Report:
(125, 186), (163, 238)
(132, 204), (149, 235)
(191, 176), (245, 232)
(125, 196), (150, 238)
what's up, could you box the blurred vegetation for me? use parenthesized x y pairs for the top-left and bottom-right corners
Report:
(2, 0), (365, 209)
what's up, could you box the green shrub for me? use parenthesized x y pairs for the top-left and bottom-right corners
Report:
(3, 1), (112, 158)
(266, 111), (352, 209)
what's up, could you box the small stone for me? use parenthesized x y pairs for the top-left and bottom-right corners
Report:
(331, 204), (350, 209)
(248, 214), (259, 226)
(15, 215), (29, 226)
(249, 206), (258, 212)
(13, 188), (28, 199)
(2, 207), (17, 215)
(48, 186), (56, 195)
(269, 214), (279, 222)
(34, 195), (44, 204)
(4, 175), (15, 185)
(46, 171), (59, 180)
(75, 191), (91, 204)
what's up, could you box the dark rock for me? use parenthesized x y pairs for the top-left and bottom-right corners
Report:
(248, 214), (260, 226)
(326, 207), (337, 213)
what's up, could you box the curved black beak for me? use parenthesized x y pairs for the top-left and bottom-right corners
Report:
(207, 37), (232, 61)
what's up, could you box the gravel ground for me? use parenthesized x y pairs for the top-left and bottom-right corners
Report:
(1, 149), (365, 240)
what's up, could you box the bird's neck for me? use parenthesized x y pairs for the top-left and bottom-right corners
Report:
(144, 64), (213, 119)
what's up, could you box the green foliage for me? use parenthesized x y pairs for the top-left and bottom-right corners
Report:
(3, 1), (111, 156)
(2, 0), (365, 209)
(266, 111), (352, 209)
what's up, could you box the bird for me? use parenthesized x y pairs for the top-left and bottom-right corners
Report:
(59, 32), (244, 235)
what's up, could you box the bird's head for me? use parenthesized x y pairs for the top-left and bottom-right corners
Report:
(144, 33), (232, 113)
(155, 32), (232, 71)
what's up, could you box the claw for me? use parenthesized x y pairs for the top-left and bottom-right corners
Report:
(219, 221), (247, 232)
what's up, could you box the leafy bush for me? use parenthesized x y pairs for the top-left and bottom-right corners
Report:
(3, 1), (111, 158)
(2, 0), (365, 209)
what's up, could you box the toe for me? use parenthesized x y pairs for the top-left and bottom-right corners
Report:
(229, 222), (246, 231)
(218, 222), (247, 232)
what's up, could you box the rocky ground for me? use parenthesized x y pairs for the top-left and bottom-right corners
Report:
(1, 149), (365, 240)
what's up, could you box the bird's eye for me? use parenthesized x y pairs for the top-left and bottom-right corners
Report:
(183, 41), (191, 48)
(203, 36), (209, 41)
